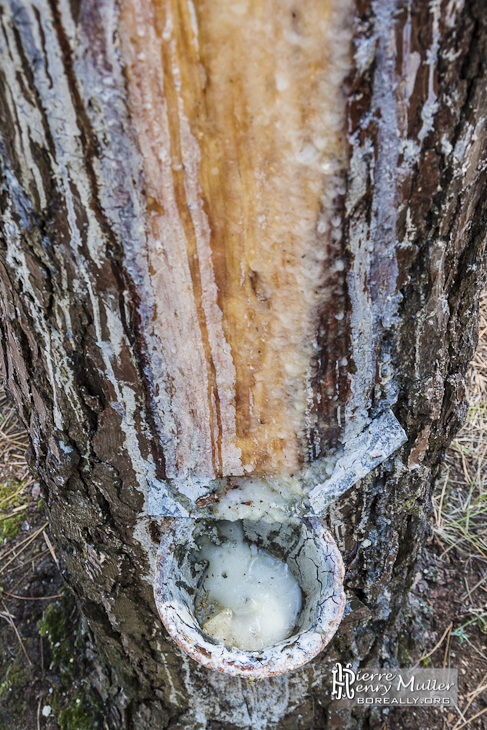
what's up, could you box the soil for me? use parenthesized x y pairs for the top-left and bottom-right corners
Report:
(0, 489), (105, 730)
(0, 400), (104, 730)
(386, 538), (487, 730)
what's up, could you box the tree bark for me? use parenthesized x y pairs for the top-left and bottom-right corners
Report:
(0, 0), (486, 728)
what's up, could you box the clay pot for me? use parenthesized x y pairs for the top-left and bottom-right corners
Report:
(153, 516), (345, 678)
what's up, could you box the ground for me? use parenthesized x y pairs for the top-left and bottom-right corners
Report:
(387, 292), (487, 730)
(0, 391), (104, 730)
(1, 296), (487, 729)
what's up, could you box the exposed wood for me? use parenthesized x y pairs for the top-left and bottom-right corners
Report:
(119, 0), (353, 484)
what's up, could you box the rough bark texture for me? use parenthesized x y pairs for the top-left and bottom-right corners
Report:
(0, 0), (486, 729)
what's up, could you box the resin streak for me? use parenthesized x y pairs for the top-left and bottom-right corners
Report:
(119, 0), (352, 482)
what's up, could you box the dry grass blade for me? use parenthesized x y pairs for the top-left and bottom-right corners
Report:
(4, 548), (51, 577)
(5, 548), (51, 593)
(0, 523), (48, 561)
(0, 522), (48, 574)
(3, 591), (64, 601)
(443, 622), (452, 668)
(0, 485), (25, 508)
(460, 573), (487, 602)
(454, 705), (487, 730)
(0, 504), (28, 522)
(466, 680), (487, 700)
(436, 468), (449, 530)
(413, 622), (453, 669)
(1, 598), (32, 666)
(42, 532), (58, 565)
(461, 634), (487, 663)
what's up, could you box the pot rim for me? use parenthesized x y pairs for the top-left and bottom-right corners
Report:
(153, 516), (346, 678)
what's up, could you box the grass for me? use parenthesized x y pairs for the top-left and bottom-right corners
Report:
(0, 389), (32, 547)
(429, 289), (487, 728)
(433, 291), (487, 576)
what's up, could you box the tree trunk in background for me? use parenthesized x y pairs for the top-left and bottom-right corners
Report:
(0, 0), (486, 728)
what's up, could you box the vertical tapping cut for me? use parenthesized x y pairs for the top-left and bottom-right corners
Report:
(119, 0), (353, 486)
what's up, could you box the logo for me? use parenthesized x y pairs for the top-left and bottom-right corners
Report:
(331, 665), (458, 707)
(331, 663), (356, 700)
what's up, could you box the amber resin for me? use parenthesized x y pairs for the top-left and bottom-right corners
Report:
(118, 0), (353, 486)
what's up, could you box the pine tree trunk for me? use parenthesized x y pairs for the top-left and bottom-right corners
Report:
(0, 0), (486, 728)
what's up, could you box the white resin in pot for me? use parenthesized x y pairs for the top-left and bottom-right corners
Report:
(153, 517), (345, 678)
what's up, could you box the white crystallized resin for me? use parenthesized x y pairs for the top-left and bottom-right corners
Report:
(195, 522), (302, 650)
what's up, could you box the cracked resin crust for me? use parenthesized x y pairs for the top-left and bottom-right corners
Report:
(153, 517), (345, 677)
